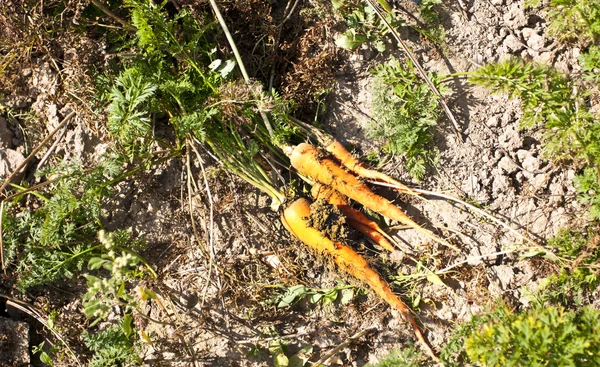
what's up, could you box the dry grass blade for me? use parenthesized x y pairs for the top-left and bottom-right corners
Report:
(0, 201), (4, 274)
(90, 0), (136, 32)
(364, 0), (464, 142)
(0, 111), (75, 195)
(2, 297), (82, 367)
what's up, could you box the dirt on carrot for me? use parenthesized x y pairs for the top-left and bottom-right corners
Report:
(307, 199), (349, 243)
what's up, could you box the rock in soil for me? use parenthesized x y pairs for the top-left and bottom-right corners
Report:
(0, 316), (30, 366)
(0, 149), (25, 183)
(0, 117), (14, 149)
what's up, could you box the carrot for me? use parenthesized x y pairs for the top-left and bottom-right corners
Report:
(290, 143), (457, 251)
(311, 184), (396, 252)
(324, 140), (417, 195)
(281, 198), (438, 361)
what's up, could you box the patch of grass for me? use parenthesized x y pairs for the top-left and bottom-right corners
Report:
(369, 57), (444, 180)
(364, 344), (427, 367)
(525, 0), (600, 45)
(465, 305), (600, 366)
(579, 45), (600, 84)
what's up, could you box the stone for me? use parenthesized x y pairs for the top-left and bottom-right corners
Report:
(536, 51), (553, 65)
(521, 27), (535, 39)
(498, 156), (518, 174)
(493, 265), (515, 289)
(0, 149), (26, 183)
(521, 154), (541, 172)
(499, 125), (522, 151)
(527, 32), (545, 50)
(0, 317), (30, 366)
(0, 117), (14, 148)
(516, 149), (529, 161)
(486, 116), (500, 127)
(492, 175), (511, 196)
(503, 4), (528, 28)
(503, 34), (524, 53)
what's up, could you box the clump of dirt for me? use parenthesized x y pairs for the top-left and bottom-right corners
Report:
(308, 199), (350, 243)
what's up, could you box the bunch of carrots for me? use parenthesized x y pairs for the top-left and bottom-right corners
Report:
(279, 140), (447, 361)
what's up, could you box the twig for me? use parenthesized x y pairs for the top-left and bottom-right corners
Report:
(311, 327), (376, 367)
(90, 0), (136, 32)
(0, 111), (75, 195)
(4, 299), (82, 367)
(190, 141), (224, 297)
(36, 120), (69, 171)
(364, 0), (464, 142)
(0, 201), (4, 274)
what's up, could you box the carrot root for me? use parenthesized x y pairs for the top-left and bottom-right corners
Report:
(282, 198), (438, 361)
(324, 140), (418, 196)
(291, 143), (456, 251)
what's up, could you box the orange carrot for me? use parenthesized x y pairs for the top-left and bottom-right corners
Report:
(281, 198), (438, 361)
(290, 143), (456, 251)
(311, 184), (396, 252)
(324, 140), (417, 195)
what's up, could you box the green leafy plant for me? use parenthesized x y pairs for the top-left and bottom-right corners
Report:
(465, 305), (600, 366)
(269, 282), (356, 308)
(574, 169), (600, 219)
(364, 344), (427, 367)
(440, 302), (511, 366)
(1, 157), (126, 289)
(525, 0), (600, 45)
(528, 228), (600, 307)
(579, 45), (600, 83)
(269, 340), (313, 367)
(82, 324), (141, 367)
(334, 1), (403, 52)
(369, 57), (443, 180)
(82, 230), (152, 326)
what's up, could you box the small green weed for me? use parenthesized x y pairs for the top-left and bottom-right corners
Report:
(579, 45), (600, 83)
(369, 57), (443, 180)
(269, 340), (313, 367)
(413, 0), (445, 45)
(364, 344), (427, 367)
(440, 302), (511, 366)
(82, 230), (152, 326)
(525, 0), (600, 45)
(574, 168), (600, 220)
(269, 282), (356, 308)
(2, 157), (125, 289)
(529, 228), (600, 307)
(333, 1), (402, 52)
(82, 324), (141, 367)
(465, 305), (600, 366)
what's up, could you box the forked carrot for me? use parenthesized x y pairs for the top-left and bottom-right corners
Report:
(324, 140), (417, 195)
(281, 198), (438, 361)
(311, 184), (396, 252)
(290, 143), (458, 251)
